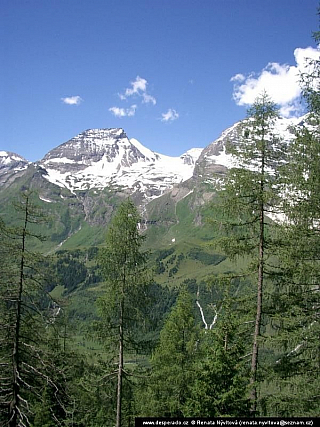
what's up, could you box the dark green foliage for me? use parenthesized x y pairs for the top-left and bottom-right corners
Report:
(155, 260), (165, 274)
(185, 278), (251, 417)
(87, 245), (99, 260)
(52, 248), (103, 295)
(0, 192), (68, 426)
(155, 249), (186, 277)
(57, 255), (87, 293)
(32, 387), (57, 427)
(185, 333), (250, 417)
(96, 199), (150, 350)
(211, 92), (286, 412)
(168, 266), (178, 276)
(188, 248), (226, 265)
(259, 32), (320, 416)
(133, 282), (178, 352)
(137, 289), (200, 417)
(156, 247), (175, 261)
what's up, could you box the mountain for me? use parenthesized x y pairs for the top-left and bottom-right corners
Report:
(38, 128), (203, 201)
(0, 129), (203, 251)
(0, 115), (307, 253)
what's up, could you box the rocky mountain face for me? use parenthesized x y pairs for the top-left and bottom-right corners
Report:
(38, 128), (203, 201)
(144, 114), (308, 233)
(193, 115), (304, 182)
(0, 151), (29, 186)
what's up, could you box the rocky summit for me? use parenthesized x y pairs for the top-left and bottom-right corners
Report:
(38, 128), (203, 200)
(0, 151), (29, 186)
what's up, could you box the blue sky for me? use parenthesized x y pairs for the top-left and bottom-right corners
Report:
(1, 0), (319, 161)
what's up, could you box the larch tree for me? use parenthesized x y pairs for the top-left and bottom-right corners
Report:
(96, 198), (150, 427)
(264, 27), (320, 415)
(212, 92), (286, 413)
(0, 191), (67, 426)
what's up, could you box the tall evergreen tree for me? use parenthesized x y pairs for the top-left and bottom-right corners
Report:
(212, 92), (286, 413)
(0, 191), (67, 426)
(96, 198), (150, 427)
(262, 28), (320, 416)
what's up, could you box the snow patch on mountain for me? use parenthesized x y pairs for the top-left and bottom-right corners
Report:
(0, 151), (29, 169)
(130, 138), (159, 160)
(39, 195), (54, 203)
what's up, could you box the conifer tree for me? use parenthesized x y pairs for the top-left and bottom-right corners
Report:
(0, 191), (67, 426)
(96, 198), (150, 427)
(263, 28), (320, 416)
(139, 288), (200, 417)
(212, 92), (286, 413)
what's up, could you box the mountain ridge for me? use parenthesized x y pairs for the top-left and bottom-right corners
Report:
(0, 115), (307, 252)
(1, 129), (203, 202)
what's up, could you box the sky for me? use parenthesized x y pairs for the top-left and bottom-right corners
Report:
(1, 0), (319, 162)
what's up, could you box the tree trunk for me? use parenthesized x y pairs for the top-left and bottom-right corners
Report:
(116, 298), (124, 427)
(250, 138), (265, 415)
(250, 218), (263, 414)
(10, 197), (29, 427)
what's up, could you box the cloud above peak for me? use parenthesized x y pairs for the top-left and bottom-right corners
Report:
(109, 104), (137, 118)
(119, 76), (156, 105)
(61, 96), (83, 105)
(231, 46), (319, 117)
(109, 76), (156, 118)
(161, 109), (179, 122)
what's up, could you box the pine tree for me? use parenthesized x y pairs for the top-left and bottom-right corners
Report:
(212, 92), (286, 413)
(96, 198), (150, 427)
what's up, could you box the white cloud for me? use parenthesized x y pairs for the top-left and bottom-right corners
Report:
(127, 104), (137, 116)
(109, 107), (126, 117)
(125, 76), (147, 96)
(109, 104), (137, 118)
(231, 46), (319, 117)
(230, 73), (245, 83)
(142, 93), (156, 105)
(161, 109), (179, 122)
(61, 96), (83, 105)
(119, 76), (156, 104)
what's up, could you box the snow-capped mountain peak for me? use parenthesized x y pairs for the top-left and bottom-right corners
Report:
(0, 151), (29, 168)
(39, 129), (203, 200)
(0, 151), (29, 185)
